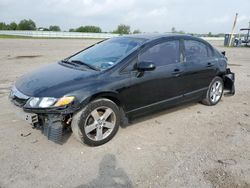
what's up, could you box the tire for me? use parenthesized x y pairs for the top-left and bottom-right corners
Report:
(71, 98), (121, 146)
(202, 76), (224, 106)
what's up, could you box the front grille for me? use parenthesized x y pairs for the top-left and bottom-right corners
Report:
(10, 86), (30, 107)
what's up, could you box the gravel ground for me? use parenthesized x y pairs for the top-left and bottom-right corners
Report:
(0, 39), (249, 188)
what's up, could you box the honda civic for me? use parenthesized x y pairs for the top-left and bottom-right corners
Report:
(9, 34), (235, 146)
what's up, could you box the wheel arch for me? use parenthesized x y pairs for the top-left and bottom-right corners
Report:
(77, 91), (128, 126)
(76, 91), (126, 113)
(88, 91), (128, 124)
(89, 91), (123, 107)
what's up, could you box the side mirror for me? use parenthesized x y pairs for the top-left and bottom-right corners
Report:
(137, 61), (156, 71)
(221, 51), (226, 56)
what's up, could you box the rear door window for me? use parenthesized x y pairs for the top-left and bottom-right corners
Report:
(139, 40), (180, 67)
(184, 40), (211, 62)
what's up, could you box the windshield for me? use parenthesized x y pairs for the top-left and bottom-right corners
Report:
(68, 37), (146, 70)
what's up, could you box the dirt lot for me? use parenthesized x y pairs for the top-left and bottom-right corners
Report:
(0, 38), (249, 188)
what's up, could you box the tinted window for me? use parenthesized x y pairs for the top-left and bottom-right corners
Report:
(121, 58), (137, 73)
(139, 40), (180, 67)
(207, 46), (213, 57)
(69, 37), (146, 70)
(184, 40), (209, 62)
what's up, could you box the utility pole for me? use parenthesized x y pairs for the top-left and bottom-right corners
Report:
(228, 13), (238, 47)
(247, 21), (250, 41)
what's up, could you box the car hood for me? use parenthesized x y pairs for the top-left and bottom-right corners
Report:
(15, 62), (98, 97)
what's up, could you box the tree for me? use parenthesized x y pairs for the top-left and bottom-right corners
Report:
(171, 27), (176, 33)
(171, 27), (185, 34)
(0, 21), (18, 30)
(208, 32), (213, 37)
(69, 28), (75, 32)
(9, 22), (18, 30)
(75, 25), (102, 33)
(49, 25), (61, 31)
(133, 29), (141, 34)
(114, 24), (130, 34)
(0, 22), (7, 30)
(17, 19), (36, 30)
(178, 30), (185, 34)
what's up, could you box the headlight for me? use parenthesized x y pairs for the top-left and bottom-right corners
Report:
(27, 96), (75, 108)
(39, 97), (57, 108)
(54, 96), (75, 107)
(29, 97), (40, 107)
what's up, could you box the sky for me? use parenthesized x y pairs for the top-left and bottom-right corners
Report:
(0, 0), (249, 34)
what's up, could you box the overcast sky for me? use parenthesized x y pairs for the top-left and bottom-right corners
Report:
(0, 0), (249, 33)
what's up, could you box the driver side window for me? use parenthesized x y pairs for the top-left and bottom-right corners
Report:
(139, 40), (180, 67)
(120, 57), (137, 73)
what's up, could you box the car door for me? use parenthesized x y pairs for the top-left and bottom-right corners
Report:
(124, 39), (186, 113)
(182, 39), (218, 96)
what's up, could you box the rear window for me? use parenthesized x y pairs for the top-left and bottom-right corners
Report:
(184, 40), (211, 62)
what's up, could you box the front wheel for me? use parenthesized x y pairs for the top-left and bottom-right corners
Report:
(71, 98), (121, 146)
(202, 76), (224, 106)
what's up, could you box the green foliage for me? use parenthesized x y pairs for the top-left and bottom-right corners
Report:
(9, 22), (17, 30)
(49, 25), (61, 31)
(208, 32), (213, 37)
(17, 19), (36, 30)
(133, 29), (141, 34)
(171, 27), (176, 33)
(74, 25), (102, 33)
(0, 34), (33, 38)
(171, 27), (185, 34)
(178, 30), (185, 34)
(0, 22), (7, 30)
(113, 24), (130, 34)
(0, 22), (18, 30)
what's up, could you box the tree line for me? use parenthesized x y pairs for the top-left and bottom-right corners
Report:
(0, 19), (61, 31)
(0, 19), (140, 34)
(171, 27), (224, 37)
(0, 19), (224, 37)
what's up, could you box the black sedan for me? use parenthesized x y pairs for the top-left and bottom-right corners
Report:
(9, 34), (235, 146)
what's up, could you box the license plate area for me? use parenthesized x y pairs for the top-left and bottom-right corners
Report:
(10, 102), (39, 125)
(24, 113), (39, 124)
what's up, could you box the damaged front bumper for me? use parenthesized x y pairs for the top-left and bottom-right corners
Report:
(10, 99), (75, 144)
(223, 68), (235, 96)
(9, 86), (84, 144)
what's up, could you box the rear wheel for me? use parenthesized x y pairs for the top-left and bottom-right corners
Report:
(202, 76), (224, 106)
(71, 98), (120, 146)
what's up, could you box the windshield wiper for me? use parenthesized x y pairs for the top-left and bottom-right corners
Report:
(70, 60), (100, 71)
(61, 59), (78, 66)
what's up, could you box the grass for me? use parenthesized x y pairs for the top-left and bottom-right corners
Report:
(0, 34), (105, 40)
(0, 34), (33, 39)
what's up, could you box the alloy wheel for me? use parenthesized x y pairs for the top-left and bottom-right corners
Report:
(84, 106), (116, 141)
(210, 81), (223, 103)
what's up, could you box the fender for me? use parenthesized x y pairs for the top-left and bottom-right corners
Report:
(78, 91), (124, 110)
(77, 91), (129, 125)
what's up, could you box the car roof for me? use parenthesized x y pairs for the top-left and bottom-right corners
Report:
(122, 33), (192, 40)
(119, 33), (211, 47)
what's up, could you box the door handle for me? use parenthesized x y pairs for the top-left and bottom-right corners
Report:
(207, 62), (214, 67)
(172, 69), (183, 77)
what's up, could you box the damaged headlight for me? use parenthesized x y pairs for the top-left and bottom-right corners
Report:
(26, 96), (75, 108)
